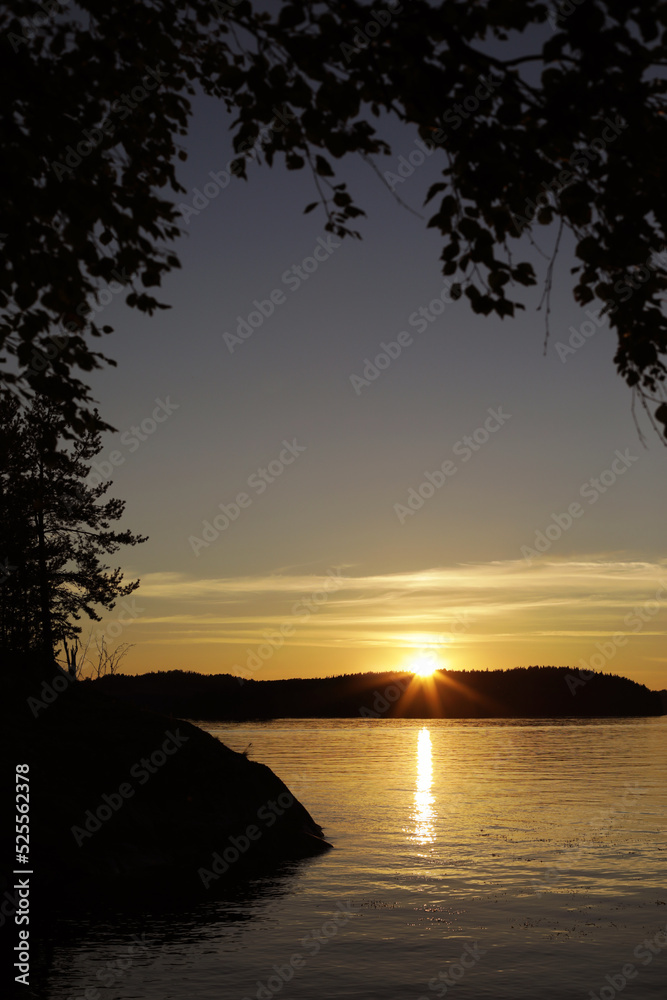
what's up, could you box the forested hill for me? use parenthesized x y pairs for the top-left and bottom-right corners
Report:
(93, 666), (663, 720)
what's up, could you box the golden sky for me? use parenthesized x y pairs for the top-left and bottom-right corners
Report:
(99, 557), (667, 690)
(80, 97), (667, 697)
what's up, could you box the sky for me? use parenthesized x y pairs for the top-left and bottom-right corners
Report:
(78, 75), (667, 691)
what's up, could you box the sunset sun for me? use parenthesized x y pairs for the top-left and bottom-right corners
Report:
(409, 652), (439, 678)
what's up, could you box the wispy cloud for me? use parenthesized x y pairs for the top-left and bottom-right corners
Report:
(129, 557), (667, 650)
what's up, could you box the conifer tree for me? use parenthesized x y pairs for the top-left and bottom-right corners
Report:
(0, 392), (146, 659)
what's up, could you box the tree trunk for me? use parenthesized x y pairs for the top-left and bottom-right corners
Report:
(36, 458), (53, 657)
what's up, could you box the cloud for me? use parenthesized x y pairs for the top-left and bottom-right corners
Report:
(127, 557), (667, 650)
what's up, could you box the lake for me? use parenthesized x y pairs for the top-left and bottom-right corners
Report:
(43, 717), (667, 999)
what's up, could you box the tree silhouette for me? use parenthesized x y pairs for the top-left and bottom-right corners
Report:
(2, 1), (667, 433)
(0, 393), (146, 659)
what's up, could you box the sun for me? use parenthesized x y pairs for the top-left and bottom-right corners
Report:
(409, 652), (439, 678)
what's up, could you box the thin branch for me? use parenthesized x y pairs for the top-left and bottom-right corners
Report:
(358, 150), (425, 220)
(538, 215), (565, 354)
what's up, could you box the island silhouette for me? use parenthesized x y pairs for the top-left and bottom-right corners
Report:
(94, 665), (663, 720)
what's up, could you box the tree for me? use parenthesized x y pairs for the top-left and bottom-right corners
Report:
(0, 392), (146, 660)
(2, 1), (667, 435)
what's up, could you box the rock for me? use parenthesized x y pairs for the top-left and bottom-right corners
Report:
(3, 653), (331, 903)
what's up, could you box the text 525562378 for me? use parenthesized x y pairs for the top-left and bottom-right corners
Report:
(14, 763), (32, 986)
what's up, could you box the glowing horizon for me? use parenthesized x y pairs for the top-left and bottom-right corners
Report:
(68, 88), (666, 702)
(89, 556), (667, 690)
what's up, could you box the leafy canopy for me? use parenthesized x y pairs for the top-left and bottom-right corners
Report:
(2, 1), (667, 433)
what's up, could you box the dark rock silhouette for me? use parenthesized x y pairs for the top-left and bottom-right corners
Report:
(3, 653), (330, 904)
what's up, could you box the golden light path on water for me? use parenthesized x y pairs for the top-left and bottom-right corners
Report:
(411, 726), (436, 845)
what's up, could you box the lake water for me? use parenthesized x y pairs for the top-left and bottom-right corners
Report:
(43, 718), (667, 999)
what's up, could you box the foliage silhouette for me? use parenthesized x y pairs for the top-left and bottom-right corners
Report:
(3, 2), (667, 434)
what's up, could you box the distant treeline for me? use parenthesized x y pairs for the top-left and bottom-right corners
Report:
(93, 666), (663, 720)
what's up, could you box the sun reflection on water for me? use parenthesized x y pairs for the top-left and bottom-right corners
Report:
(411, 726), (436, 844)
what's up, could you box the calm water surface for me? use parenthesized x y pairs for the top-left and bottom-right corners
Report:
(45, 718), (667, 999)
